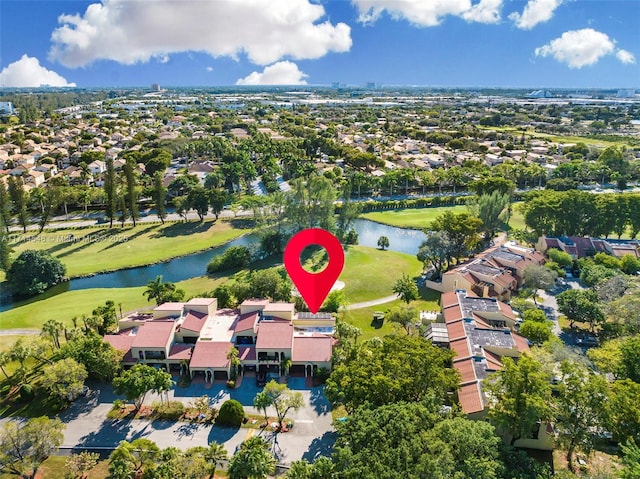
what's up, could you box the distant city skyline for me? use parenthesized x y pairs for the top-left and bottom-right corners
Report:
(0, 0), (638, 89)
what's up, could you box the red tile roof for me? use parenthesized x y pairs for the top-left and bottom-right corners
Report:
(484, 350), (504, 371)
(168, 343), (193, 360)
(449, 338), (471, 360)
(292, 335), (333, 362)
(103, 329), (135, 353)
(454, 358), (477, 385)
(513, 333), (530, 353)
(447, 321), (466, 341)
(234, 312), (259, 333)
(238, 346), (256, 361)
(181, 310), (208, 333)
(189, 341), (233, 369)
(441, 291), (459, 309)
(256, 321), (293, 349)
(131, 321), (175, 349)
(444, 305), (464, 323)
(458, 383), (485, 414)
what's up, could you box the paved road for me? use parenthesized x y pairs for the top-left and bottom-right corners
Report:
(1, 376), (336, 466)
(537, 276), (585, 346)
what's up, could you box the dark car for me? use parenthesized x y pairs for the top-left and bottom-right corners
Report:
(576, 336), (599, 347)
(256, 371), (266, 387)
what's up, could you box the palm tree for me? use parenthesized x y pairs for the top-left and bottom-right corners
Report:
(227, 346), (241, 379)
(253, 391), (272, 428)
(204, 442), (228, 479)
(41, 319), (64, 349)
(228, 436), (276, 479)
(0, 351), (10, 379)
(143, 275), (165, 306)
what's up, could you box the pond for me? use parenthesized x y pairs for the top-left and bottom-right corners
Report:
(0, 219), (426, 312)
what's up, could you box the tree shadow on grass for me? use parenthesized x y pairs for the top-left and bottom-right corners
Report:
(152, 221), (215, 238)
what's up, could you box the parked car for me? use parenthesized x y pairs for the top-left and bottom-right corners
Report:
(256, 371), (266, 387)
(576, 336), (599, 347)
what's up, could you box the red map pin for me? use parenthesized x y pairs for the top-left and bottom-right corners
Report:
(284, 228), (345, 314)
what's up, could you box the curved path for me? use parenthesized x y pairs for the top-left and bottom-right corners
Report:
(346, 293), (399, 310)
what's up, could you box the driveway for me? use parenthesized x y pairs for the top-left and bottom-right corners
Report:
(53, 376), (335, 465)
(537, 276), (585, 347)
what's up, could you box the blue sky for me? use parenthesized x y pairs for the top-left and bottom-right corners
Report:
(0, 0), (638, 88)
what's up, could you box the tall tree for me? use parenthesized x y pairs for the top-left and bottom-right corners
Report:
(228, 436), (276, 479)
(417, 231), (452, 279)
(104, 156), (117, 227)
(467, 191), (509, 240)
(326, 334), (458, 413)
(392, 273), (419, 304)
(260, 380), (304, 430)
(113, 364), (172, 411)
(208, 188), (227, 220)
(108, 438), (160, 479)
(556, 289), (604, 331)
(485, 355), (553, 446)
(522, 264), (557, 305)
(188, 186), (209, 222)
(555, 361), (608, 472)
(0, 182), (12, 233)
(41, 358), (88, 403)
(153, 171), (167, 224)
(7, 176), (29, 233)
(7, 250), (66, 297)
(41, 319), (65, 349)
(0, 416), (65, 479)
(123, 157), (139, 227)
(429, 211), (482, 263)
(284, 175), (337, 232)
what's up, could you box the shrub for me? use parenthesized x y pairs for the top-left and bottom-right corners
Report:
(152, 400), (185, 420)
(19, 384), (35, 401)
(206, 246), (252, 273)
(7, 250), (66, 297)
(217, 399), (245, 427)
(226, 380), (236, 389)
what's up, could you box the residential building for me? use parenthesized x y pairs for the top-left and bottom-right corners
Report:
(104, 298), (335, 383)
(537, 235), (640, 259)
(440, 289), (553, 450)
(426, 242), (545, 301)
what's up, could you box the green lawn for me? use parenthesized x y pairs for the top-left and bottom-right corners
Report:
(1, 245), (422, 331)
(361, 203), (526, 231)
(340, 245), (424, 303)
(344, 287), (441, 340)
(0, 275), (228, 331)
(5, 218), (252, 279)
(0, 455), (111, 479)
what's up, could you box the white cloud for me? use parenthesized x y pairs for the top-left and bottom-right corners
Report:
(534, 29), (628, 68)
(0, 54), (76, 88)
(49, 0), (351, 68)
(352, 0), (502, 27)
(206, 66), (214, 72)
(236, 61), (308, 85)
(616, 49), (636, 65)
(509, 0), (564, 29)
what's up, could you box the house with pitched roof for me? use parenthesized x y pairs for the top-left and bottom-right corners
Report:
(426, 242), (544, 301)
(439, 289), (553, 450)
(104, 297), (335, 384)
(537, 235), (640, 260)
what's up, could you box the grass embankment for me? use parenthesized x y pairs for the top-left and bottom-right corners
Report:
(1, 246), (421, 331)
(4, 218), (252, 279)
(361, 203), (526, 231)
